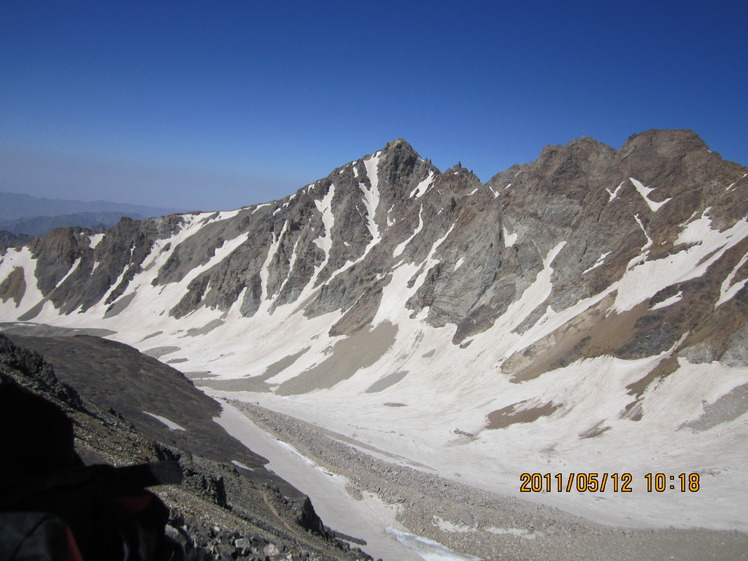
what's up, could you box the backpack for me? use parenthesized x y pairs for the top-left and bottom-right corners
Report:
(0, 461), (184, 561)
(0, 383), (183, 561)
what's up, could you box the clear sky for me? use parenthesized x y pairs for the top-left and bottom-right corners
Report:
(2, 0), (746, 211)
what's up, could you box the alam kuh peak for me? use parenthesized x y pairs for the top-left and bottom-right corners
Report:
(1, 129), (747, 561)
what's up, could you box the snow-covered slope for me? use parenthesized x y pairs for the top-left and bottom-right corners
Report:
(1, 130), (747, 532)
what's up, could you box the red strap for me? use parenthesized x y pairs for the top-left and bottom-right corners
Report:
(65, 526), (85, 561)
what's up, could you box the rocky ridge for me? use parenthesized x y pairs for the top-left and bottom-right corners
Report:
(1, 129), (747, 548)
(1, 131), (745, 368)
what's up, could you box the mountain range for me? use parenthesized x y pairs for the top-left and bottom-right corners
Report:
(0, 191), (181, 237)
(1, 129), (746, 560)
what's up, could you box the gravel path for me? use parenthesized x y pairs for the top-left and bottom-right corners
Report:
(233, 400), (748, 561)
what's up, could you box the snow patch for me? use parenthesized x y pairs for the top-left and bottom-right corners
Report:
(633, 214), (653, 251)
(386, 528), (482, 561)
(54, 258), (81, 288)
(630, 177), (672, 212)
(716, 250), (748, 308)
(650, 291), (683, 311)
(502, 226), (518, 248)
(583, 251), (611, 274)
(313, 184), (336, 254)
(393, 207), (424, 258)
(88, 233), (105, 249)
(143, 411), (186, 431)
(606, 181), (625, 202)
(485, 527), (538, 539)
(726, 173), (746, 192)
(410, 172), (435, 198)
(613, 214), (748, 313)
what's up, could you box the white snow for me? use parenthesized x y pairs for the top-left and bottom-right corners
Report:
(143, 411), (186, 431)
(716, 250), (748, 308)
(323, 154), (383, 280)
(633, 214), (653, 251)
(313, 184), (336, 255)
(276, 237), (301, 297)
(260, 224), (285, 303)
(614, 214), (748, 313)
(88, 233), (105, 249)
(207, 208), (243, 222)
(629, 177), (672, 212)
(606, 181), (625, 202)
(410, 172), (435, 198)
(54, 258), (81, 289)
(231, 460), (253, 471)
(0, 247), (46, 316)
(502, 226), (518, 248)
(650, 291), (683, 310)
(386, 528), (482, 561)
(393, 207), (424, 258)
(360, 155), (382, 246)
(582, 251), (611, 274)
(726, 173), (746, 192)
(485, 527), (538, 539)
(213, 400), (423, 561)
(454, 257), (465, 271)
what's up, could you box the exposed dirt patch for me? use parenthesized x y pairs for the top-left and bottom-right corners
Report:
(626, 356), (679, 398)
(680, 382), (748, 433)
(185, 318), (225, 337)
(365, 370), (408, 393)
(503, 294), (654, 383)
(579, 421), (612, 439)
(199, 347), (312, 393)
(143, 345), (181, 359)
(277, 321), (397, 396)
(486, 400), (561, 429)
(0, 266), (26, 305)
(104, 291), (136, 318)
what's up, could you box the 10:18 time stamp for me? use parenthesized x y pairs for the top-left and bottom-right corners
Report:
(519, 472), (700, 493)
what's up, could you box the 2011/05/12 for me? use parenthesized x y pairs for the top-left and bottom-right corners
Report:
(519, 473), (701, 493)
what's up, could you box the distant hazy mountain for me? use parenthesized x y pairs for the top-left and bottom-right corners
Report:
(0, 212), (143, 237)
(0, 231), (32, 251)
(0, 191), (179, 221)
(0, 192), (181, 237)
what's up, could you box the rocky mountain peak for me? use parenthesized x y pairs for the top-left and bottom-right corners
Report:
(621, 128), (708, 156)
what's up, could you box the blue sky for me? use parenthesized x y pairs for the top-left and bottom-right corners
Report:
(1, 1), (746, 211)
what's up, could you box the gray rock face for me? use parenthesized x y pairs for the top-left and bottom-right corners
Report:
(1, 130), (746, 375)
